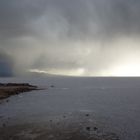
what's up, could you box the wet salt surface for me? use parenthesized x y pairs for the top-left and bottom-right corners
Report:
(0, 77), (140, 140)
(0, 117), (120, 140)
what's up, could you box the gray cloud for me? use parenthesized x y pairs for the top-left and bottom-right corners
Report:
(0, 0), (140, 76)
(1, 0), (140, 40)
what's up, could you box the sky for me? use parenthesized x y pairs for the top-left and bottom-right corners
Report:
(0, 0), (140, 77)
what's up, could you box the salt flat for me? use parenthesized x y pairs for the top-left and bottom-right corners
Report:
(0, 76), (140, 140)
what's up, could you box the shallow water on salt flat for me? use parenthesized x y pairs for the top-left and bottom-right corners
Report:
(0, 76), (140, 140)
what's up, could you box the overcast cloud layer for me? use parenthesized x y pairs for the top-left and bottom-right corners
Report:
(1, 0), (140, 76)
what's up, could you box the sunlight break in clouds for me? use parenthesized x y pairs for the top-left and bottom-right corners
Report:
(29, 68), (85, 76)
(106, 63), (140, 77)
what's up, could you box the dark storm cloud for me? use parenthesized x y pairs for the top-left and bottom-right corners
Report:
(0, 0), (140, 76)
(0, 0), (47, 39)
(0, 51), (14, 76)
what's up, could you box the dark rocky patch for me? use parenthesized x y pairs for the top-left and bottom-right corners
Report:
(0, 83), (38, 100)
